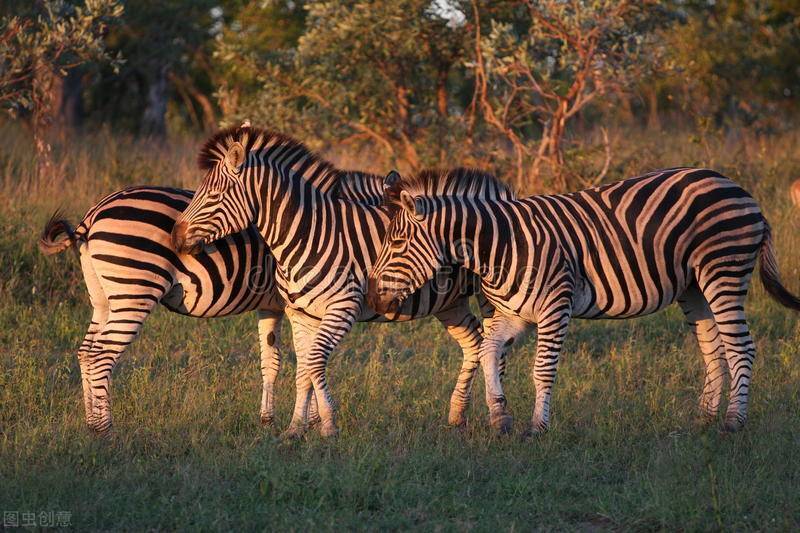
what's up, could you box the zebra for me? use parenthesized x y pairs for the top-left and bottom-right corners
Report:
(40, 186), (285, 435)
(366, 167), (800, 435)
(171, 126), (507, 438)
(43, 176), (495, 437)
(39, 174), (385, 435)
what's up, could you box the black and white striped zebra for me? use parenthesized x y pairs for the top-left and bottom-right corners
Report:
(40, 174), (387, 435)
(171, 127), (505, 438)
(40, 186), (287, 435)
(367, 167), (800, 434)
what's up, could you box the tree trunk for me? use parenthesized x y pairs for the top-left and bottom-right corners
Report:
(31, 58), (59, 180)
(646, 86), (660, 130)
(142, 65), (169, 137)
(616, 88), (634, 125)
(185, 81), (216, 131)
(436, 69), (448, 119)
(435, 68), (450, 164)
(396, 85), (410, 133)
(546, 99), (568, 190)
(60, 68), (84, 129)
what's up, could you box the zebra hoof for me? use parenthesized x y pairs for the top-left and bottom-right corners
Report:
(307, 413), (322, 429)
(722, 414), (746, 433)
(522, 423), (548, 439)
(490, 413), (513, 435)
(319, 422), (339, 439)
(260, 414), (274, 427)
(279, 425), (307, 441)
(448, 418), (468, 433)
(447, 410), (468, 428)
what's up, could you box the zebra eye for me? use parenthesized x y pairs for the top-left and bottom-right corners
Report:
(391, 238), (406, 248)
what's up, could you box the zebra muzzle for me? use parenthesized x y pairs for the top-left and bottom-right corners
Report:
(171, 221), (203, 255)
(366, 277), (401, 315)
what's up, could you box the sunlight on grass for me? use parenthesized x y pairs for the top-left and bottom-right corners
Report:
(1, 124), (799, 529)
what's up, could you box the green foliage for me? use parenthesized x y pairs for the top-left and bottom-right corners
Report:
(472, 0), (672, 188)
(213, 0), (306, 97)
(0, 0), (123, 115)
(661, 0), (800, 129)
(3, 0), (800, 185)
(227, 0), (471, 168)
(89, 0), (225, 134)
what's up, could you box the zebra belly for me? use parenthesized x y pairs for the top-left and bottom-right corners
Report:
(571, 273), (690, 320)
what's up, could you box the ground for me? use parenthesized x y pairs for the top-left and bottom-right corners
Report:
(1, 125), (799, 530)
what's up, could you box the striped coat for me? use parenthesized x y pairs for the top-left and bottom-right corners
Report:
(41, 186), (283, 434)
(368, 167), (800, 434)
(172, 127), (501, 438)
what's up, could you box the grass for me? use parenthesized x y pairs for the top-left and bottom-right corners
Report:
(1, 122), (799, 530)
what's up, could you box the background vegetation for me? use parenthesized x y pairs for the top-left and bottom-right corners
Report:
(1, 0), (800, 530)
(3, 0), (800, 188)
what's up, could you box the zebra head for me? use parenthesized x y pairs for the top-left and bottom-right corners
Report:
(172, 140), (255, 254)
(367, 171), (447, 314)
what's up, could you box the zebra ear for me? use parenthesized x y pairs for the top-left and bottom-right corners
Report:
(400, 190), (426, 220)
(384, 170), (401, 191)
(225, 142), (246, 174)
(384, 170), (403, 209)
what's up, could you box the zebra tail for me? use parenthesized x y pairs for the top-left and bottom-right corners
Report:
(39, 210), (79, 257)
(759, 222), (800, 311)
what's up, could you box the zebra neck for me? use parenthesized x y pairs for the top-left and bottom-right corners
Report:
(253, 172), (355, 271)
(444, 200), (513, 286)
(250, 151), (338, 242)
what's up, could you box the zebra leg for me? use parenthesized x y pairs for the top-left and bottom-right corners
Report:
(305, 303), (360, 438)
(281, 313), (316, 439)
(529, 309), (572, 435)
(434, 303), (484, 428)
(478, 297), (511, 384)
(706, 299), (755, 432)
(77, 248), (108, 426)
(677, 286), (728, 422)
(257, 310), (283, 427)
(78, 310), (107, 424)
(699, 267), (756, 432)
(481, 314), (528, 434)
(306, 388), (322, 429)
(84, 305), (154, 435)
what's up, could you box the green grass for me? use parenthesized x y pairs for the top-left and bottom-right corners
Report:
(1, 124), (800, 530)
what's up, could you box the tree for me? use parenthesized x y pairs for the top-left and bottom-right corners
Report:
(213, 0), (306, 120)
(226, 0), (470, 170)
(96, 0), (222, 136)
(470, 0), (668, 190)
(0, 0), (123, 177)
(659, 0), (800, 130)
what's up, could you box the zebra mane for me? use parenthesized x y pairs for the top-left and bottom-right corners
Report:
(386, 167), (516, 214)
(339, 170), (385, 206)
(198, 126), (346, 196)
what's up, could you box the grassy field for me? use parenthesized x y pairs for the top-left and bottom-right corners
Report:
(1, 124), (799, 530)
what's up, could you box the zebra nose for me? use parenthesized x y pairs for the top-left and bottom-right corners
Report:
(366, 277), (389, 313)
(366, 277), (396, 315)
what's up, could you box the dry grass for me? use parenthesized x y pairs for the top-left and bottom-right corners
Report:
(1, 120), (799, 530)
